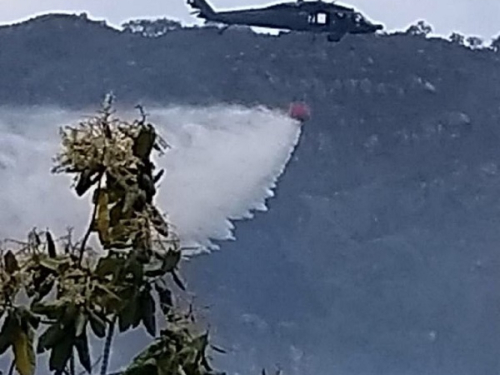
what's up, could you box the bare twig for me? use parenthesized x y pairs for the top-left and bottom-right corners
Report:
(135, 104), (147, 124)
(100, 315), (118, 375)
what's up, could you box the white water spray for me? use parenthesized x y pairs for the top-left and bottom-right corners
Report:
(0, 104), (302, 254)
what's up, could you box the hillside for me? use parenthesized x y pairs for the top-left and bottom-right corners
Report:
(1, 13), (500, 375)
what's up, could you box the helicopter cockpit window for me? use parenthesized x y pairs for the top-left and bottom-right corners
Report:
(353, 13), (363, 23)
(308, 11), (328, 25)
(317, 12), (328, 24)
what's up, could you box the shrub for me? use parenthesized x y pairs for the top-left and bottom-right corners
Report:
(0, 95), (223, 375)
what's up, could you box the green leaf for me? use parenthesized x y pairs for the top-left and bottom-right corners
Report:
(33, 278), (55, 303)
(0, 332), (11, 355)
(125, 258), (144, 285)
(38, 257), (65, 272)
(75, 332), (92, 373)
(12, 327), (36, 375)
(0, 314), (15, 355)
(108, 225), (132, 249)
(153, 169), (164, 184)
(133, 125), (156, 161)
(37, 324), (65, 354)
(75, 312), (87, 338)
(21, 309), (40, 331)
(192, 333), (209, 361)
(88, 310), (106, 339)
(109, 200), (124, 227)
(96, 189), (110, 245)
(95, 255), (123, 279)
(161, 250), (181, 273)
(30, 231), (41, 248)
(149, 207), (169, 237)
(123, 357), (158, 375)
(122, 192), (140, 218)
(154, 281), (172, 315)
(31, 301), (64, 320)
(94, 282), (121, 302)
(75, 169), (99, 197)
(132, 298), (143, 329)
(60, 303), (80, 328)
(141, 290), (156, 337)
(48, 334), (74, 373)
(46, 231), (57, 258)
(144, 266), (165, 278)
(4, 251), (19, 274)
(118, 294), (138, 333)
(7, 310), (38, 374)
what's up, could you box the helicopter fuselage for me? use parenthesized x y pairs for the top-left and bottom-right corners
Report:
(187, 0), (383, 42)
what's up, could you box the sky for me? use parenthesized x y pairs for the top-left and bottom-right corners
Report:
(0, 0), (498, 40)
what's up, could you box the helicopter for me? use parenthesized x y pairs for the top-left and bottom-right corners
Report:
(186, 0), (383, 42)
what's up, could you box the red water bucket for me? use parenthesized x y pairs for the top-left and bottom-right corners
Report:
(288, 102), (311, 122)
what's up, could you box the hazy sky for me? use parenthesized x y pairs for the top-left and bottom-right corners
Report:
(0, 0), (498, 40)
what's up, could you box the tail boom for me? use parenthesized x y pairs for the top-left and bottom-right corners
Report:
(187, 0), (216, 18)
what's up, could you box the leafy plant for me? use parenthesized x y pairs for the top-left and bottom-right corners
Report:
(0, 95), (224, 375)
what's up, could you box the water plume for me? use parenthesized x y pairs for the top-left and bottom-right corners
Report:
(0, 103), (302, 254)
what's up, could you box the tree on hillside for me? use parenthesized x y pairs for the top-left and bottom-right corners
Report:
(449, 32), (465, 46)
(121, 18), (182, 37)
(491, 34), (500, 52)
(405, 20), (433, 37)
(466, 36), (483, 50)
(0, 95), (225, 375)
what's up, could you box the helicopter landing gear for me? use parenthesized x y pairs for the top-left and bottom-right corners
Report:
(218, 25), (230, 34)
(327, 31), (345, 42)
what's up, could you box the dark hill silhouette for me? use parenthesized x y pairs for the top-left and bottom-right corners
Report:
(1, 13), (500, 375)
